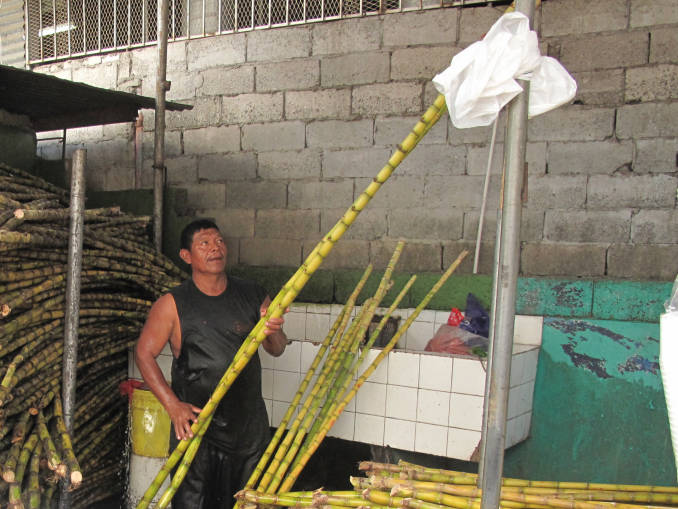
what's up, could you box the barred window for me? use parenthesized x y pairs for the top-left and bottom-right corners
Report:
(26, 0), (507, 64)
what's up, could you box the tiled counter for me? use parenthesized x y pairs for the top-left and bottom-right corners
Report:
(260, 303), (541, 461)
(128, 303), (541, 462)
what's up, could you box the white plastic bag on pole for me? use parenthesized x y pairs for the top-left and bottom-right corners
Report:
(433, 12), (577, 129)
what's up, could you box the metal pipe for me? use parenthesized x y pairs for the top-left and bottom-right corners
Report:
(134, 113), (144, 189)
(58, 148), (86, 509)
(153, 0), (170, 252)
(479, 2), (534, 508)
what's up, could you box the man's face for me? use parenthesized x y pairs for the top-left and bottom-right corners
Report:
(181, 227), (227, 274)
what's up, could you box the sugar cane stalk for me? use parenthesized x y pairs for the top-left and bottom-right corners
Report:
(279, 250), (468, 493)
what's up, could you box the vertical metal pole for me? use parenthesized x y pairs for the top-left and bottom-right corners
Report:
(58, 148), (86, 509)
(135, 113), (144, 189)
(479, 2), (534, 509)
(153, 0), (170, 252)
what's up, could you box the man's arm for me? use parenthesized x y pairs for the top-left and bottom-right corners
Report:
(260, 296), (288, 357)
(135, 294), (201, 440)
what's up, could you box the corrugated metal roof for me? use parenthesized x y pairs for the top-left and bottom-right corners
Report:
(0, 64), (191, 131)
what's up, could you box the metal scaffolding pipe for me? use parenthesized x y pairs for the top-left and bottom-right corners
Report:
(479, 2), (535, 508)
(153, 0), (170, 252)
(59, 148), (86, 509)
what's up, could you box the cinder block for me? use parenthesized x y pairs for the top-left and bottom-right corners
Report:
(306, 119), (373, 149)
(102, 166), (135, 191)
(177, 183), (226, 209)
(521, 243), (607, 277)
(246, 27), (311, 62)
(222, 93), (283, 124)
(424, 175), (498, 210)
(320, 208), (388, 240)
(255, 209), (320, 239)
(132, 42), (187, 77)
(142, 130), (182, 159)
(187, 34), (246, 71)
(458, 6), (502, 44)
(544, 210), (631, 243)
(352, 83), (422, 116)
(166, 156), (198, 185)
(241, 238), (302, 267)
(528, 106), (614, 141)
(391, 46), (460, 81)
(617, 102), (678, 139)
(467, 142), (546, 176)
(258, 149), (321, 179)
(607, 244), (678, 280)
(375, 116), (447, 146)
(102, 122), (133, 141)
(371, 240), (442, 272)
(542, 0), (627, 37)
(242, 121), (306, 151)
(198, 208), (254, 237)
(634, 138), (678, 173)
(199, 66), (255, 96)
(86, 138), (134, 170)
(388, 208), (463, 241)
(166, 97), (221, 129)
(588, 174), (678, 209)
(312, 17), (381, 55)
(198, 152), (257, 181)
(625, 64), (678, 102)
(570, 69), (624, 106)
(442, 241), (495, 275)
(321, 52), (390, 87)
(650, 27), (678, 63)
(448, 114), (505, 146)
(559, 31), (649, 73)
(463, 208), (544, 242)
(383, 9), (458, 47)
(285, 89), (351, 120)
(72, 62), (117, 90)
(630, 0), (678, 27)
(256, 60), (319, 92)
(302, 239), (370, 270)
(183, 126), (240, 155)
(226, 181), (287, 209)
(322, 147), (392, 178)
(398, 144), (466, 176)
(165, 73), (204, 101)
(632, 210), (678, 244)
(355, 176), (425, 210)
(288, 180), (354, 209)
(525, 175), (587, 209)
(547, 140), (633, 175)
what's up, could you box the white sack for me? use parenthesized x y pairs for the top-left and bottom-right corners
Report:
(433, 12), (577, 129)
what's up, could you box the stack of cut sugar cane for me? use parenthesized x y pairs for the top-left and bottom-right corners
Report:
(0, 162), (186, 508)
(236, 460), (678, 509)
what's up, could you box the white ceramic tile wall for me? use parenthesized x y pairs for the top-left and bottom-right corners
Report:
(127, 304), (541, 461)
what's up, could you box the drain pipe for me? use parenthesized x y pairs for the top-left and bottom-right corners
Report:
(153, 0), (170, 252)
(59, 148), (86, 509)
(478, 1), (535, 508)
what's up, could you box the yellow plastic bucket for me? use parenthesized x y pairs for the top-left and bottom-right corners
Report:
(130, 388), (170, 457)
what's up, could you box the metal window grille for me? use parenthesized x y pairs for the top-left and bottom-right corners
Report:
(26, 0), (508, 64)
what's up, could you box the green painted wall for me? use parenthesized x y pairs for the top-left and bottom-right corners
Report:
(504, 317), (676, 486)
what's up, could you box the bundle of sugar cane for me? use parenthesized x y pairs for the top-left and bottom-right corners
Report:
(236, 460), (678, 509)
(0, 162), (186, 508)
(238, 244), (468, 504)
(138, 93), (449, 509)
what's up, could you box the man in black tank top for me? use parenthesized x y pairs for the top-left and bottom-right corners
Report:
(135, 219), (289, 508)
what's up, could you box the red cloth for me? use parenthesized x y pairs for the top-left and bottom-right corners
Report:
(119, 379), (144, 401)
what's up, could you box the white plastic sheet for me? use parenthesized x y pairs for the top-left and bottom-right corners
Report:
(433, 12), (577, 129)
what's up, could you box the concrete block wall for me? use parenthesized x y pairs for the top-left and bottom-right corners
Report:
(35, 0), (678, 280)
